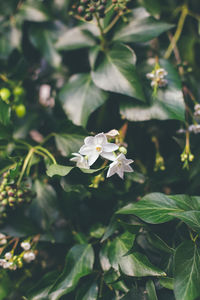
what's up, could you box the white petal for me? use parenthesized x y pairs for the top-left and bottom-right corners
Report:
(117, 167), (124, 179)
(79, 145), (93, 155)
(124, 165), (134, 172)
(84, 136), (95, 145)
(101, 151), (117, 161)
(87, 151), (99, 166)
(107, 162), (118, 178)
(94, 133), (107, 145)
(103, 143), (119, 152)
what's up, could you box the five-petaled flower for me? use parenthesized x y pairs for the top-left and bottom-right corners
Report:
(79, 133), (119, 166)
(70, 153), (89, 169)
(107, 153), (133, 179)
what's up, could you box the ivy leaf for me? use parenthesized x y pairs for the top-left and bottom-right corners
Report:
(46, 164), (74, 177)
(55, 26), (96, 51)
(75, 281), (98, 300)
(108, 233), (165, 277)
(113, 8), (174, 43)
(90, 44), (145, 101)
(54, 133), (85, 157)
(29, 26), (61, 68)
(146, 280), (158, 300)
(48, 244), (94, 300)
(59, 73), (108, 127)
(170, 211), (200, 235)
(120, 59), (185, 122)
(174, 241), (200, 300)
(18, 1), (50, 22)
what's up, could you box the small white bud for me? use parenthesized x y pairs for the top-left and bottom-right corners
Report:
(119, 146), (127, 155)
(23, 251), (36, 263)
(105, 129), (119, 138)
(0, 233), (7, 245)
(21, 241), (31, 251)
(5, 252), (12, 260)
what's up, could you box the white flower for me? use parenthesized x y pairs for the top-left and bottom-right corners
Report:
(0, 233), (6, 245)
(23, 251), (36, 263)
(5, 252), (12, 260)
(79, 133), (119, 166)
(0, 259), (6, 266)
(21, 241), (31, 251)
(3, 261), (13, 269)
(105, 129), (119, 138)
(70, 153), (89, 169)
(188, 124), (200, 134)
(146, 72), (155, 80)
(194, 104), (200, 117)
(155, 68), (168, 78)
(107, 153), (134, 179)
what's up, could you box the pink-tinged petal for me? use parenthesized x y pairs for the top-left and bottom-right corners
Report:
(117, 167), (124, 179)
(124, 159), (134, 165)
(103, 143), (119, 152)
(84, 136), (95, 145)
(124, 165), (134, 172)
(94, 133), (107, 145)
(101, 151), (116, 161)
(87, 152), (99, 166)
(70, 157), (78, 162)
(79, 145), (93, 155)
(107, 162), (118, 178)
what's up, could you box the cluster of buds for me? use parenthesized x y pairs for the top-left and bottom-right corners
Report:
(188, 124), (200, 134)
(112, 0), (131, 12)
(71, 0), (107, 21)
(146, 68), (168, 89)
(0, 239), (36, 271)
(0, 172), (33, 223)
(70, 130), (133, 180)
(0, 83), (26, 118)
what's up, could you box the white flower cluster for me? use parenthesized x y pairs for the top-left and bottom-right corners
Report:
(70, 132), (133, 179)
(146, 68), (168, 88)
(194, 104), (200, 117)
(0, 233), (7, 245)
(0, 240), (36, 271)
(188, 124), (200, 134)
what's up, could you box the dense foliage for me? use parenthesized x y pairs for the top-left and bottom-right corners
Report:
(0, 0), (200, 299)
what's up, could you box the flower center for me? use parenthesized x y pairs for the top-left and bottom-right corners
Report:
(96, 146), (102, 152)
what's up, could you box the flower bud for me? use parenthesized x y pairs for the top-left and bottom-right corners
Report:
(119, 146), (127, 155)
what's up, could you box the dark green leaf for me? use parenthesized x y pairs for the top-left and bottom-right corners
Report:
(174, 241), (200, 300)
(113, 8), (174, 43)
(54, 133), (85, 157)
(18, 1), (50, 22)
(46, 164), (74, 177)
(59, 73), (108, 127)
(159, 277), (174, 290)
(90, 44), (145, 101)
(120, 59), (185, 122)
(99, 241), (112, 271)
(49, 244), (94, 300)
(146, 280), (158, 300)
(0, 100), (10, 125)
(75, 281), (98, 300)
(170, 211), (200, 235)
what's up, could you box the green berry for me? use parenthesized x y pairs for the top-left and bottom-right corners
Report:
(13, 86), (24, 96)
(0, 88), (11, 101)
(15, 104), (26, 118)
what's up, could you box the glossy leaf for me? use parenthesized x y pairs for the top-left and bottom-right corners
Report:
(146, 280), (158, 300)
(113, 8), (174, 43)
(174, 241), (200, 300)
(0, 100), (10, 125)
(18, 2), (49, 22)
(46, 164), (74, 177)
(170, 211), (200, 235)
(54, 133), (85, 157)
(91, 44), (145, 101)
(75, 281), (98, 300)
(59, 73), (108, 127)
(159, 277), (174, 290)
(49, 244), (94, 300)
(120, 59), (185, 122)
(55, 26), (96, 51)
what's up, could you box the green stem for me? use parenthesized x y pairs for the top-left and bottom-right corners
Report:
(164, 5), (188, 59)
(94, 13), (106, 50)
(35, 146), (57, 164)
(104, 12), (122, 34)
(17, 148), (35, 186)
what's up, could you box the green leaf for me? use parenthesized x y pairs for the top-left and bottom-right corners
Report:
(159, 277), (174, 290)
(59, 73), (108, 127)
(146, 280), (158, 300)
(49, 244), (94, 300)
(99, 241), (112, 271)
(0, 100), (10, 125)
(170, 211), (200, 235)
(75, 281), (98, 300)
(108, 232), (165, 277)
(30, 180), (59, 231)
(90, 44), (145, 101)
(0, 23), (21, 59)
(54, 133), (85, 157)
(120, 59), (185, 122)
(46, 164), (74, 177)
(174, 241), (200, 300)
(55, 26), (96, 51)
(18, 1), (50, 22)
(0, 123), (11, 139)
(113, 8), (174, 43)
(29, 26), (61, 68)
(147, 232), (174, 254)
